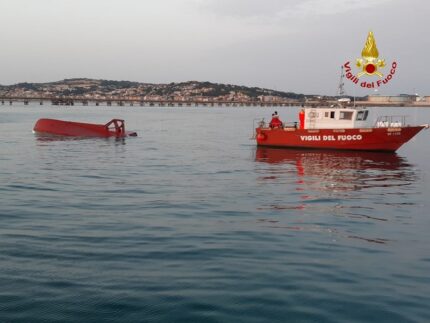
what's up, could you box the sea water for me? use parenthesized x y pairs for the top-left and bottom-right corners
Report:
(1, 104), (429, 322)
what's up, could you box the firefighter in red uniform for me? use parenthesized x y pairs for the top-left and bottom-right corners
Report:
(269, 111), (283, 128)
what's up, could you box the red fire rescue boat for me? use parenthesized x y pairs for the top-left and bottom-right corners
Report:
(255, 106), (428, 152)
(33, 118), (137, 137)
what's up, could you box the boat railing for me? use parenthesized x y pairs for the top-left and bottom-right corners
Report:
(282, 121), (298, 128)
(375, 115), (406, 128)
(254, 118), (299, 130)
(253, 118), (266, 129)
(252, 118), (265, 139)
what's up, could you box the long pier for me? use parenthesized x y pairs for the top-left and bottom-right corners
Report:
(1, 96), (429, 108)
(0, 96), (299, 107)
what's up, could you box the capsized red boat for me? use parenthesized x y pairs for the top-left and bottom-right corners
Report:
(255, 106), (428, 152)
(33, 118), (137, 138)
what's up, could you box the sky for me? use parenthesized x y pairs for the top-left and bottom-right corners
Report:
(0, 0), (429, 96)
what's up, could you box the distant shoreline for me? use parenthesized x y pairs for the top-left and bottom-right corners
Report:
(1, 78), (429, 108)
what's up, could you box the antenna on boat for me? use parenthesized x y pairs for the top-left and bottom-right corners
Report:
(338, 65), (346, 97)
(337, 65), (351, 107)
(353, 86), (356, 108)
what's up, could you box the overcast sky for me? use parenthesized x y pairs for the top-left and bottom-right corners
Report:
(1, 0), (429, 95)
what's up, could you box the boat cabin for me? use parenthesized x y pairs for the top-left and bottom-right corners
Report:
(303, 107), (370, 129)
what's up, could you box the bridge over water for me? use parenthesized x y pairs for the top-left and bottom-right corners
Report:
(1, 96), (425, 108)
(0, 96), (302, 107)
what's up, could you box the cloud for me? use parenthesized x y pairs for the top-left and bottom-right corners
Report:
(195, 0), (292, 18)
(197, 0), (394, 21)
(282, 0), (393, 18)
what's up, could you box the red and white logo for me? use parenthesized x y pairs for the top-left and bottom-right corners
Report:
(344, 31), (397, 89)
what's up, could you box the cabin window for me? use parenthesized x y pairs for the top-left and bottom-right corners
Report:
(356, 110), (369, 121)
(330, 111), (335, 119)
(339, 111), (353, 120)
(325, 112), (329, 118)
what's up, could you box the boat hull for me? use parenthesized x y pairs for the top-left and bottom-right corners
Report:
(255, 126), (426, 152)
(33, 119), (137, 138)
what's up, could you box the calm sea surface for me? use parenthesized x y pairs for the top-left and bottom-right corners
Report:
(1, 104), (430, 322)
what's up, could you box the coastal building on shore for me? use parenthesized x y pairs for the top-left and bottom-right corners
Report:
(366, 94), (418, 103)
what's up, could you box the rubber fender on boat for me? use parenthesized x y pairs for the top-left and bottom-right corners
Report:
(257, 133), (266, 141)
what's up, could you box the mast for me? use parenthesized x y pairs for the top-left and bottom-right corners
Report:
(338, 65), (346, 97)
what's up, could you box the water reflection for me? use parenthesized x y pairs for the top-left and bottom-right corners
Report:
(255, 147), (416, 192)
(34, 133), (127, 145)
(254, 147), (419, 244)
